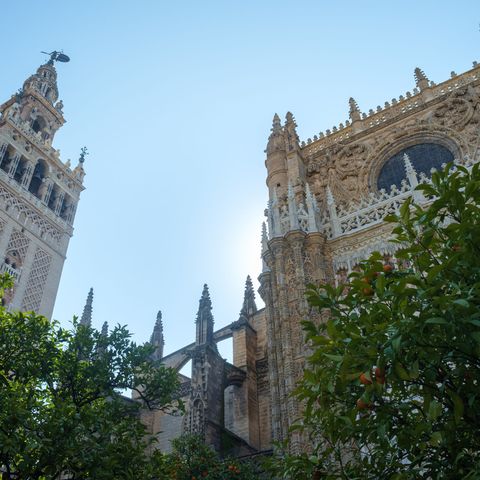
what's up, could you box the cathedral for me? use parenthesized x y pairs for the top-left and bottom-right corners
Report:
(2, 56), (480, 457)
(144, 62), (480, 456)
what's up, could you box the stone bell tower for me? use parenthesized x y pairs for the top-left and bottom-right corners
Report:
(0, 53), (85, 317)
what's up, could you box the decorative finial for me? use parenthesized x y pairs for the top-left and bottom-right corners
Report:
(156, 310), (163, 328)
(195, 284), (215, 346)
(261, 221), (268, 248)
(403, 153), (415, 174)
(349, 97), (361, 122)
(100, 321), (109, 337)
(150, 311), (165, 360)
(198, 284), (212, 312)
(240, 275), (257, 318)
(284, 112), (299, 151)
(272, 113), (281, 133)
(285, 111), (295, 124)
(414, 67), (429, 90)
(79, 146), (88, 164)
(80, 288), (93, 327)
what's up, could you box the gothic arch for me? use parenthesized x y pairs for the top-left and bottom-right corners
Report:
(28, 159), (49, 197)
(0, 145), (16, 173)
(365, 130), (463, 193)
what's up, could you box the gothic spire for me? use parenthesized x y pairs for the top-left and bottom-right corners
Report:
(80, 288), (93, 327)
(150, 310), (165, 360)
(195, 284), (214, 346)
(240, 275), (257, 318)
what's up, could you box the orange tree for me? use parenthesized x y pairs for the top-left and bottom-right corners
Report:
(153, 434), (262, 480)
(0, 281), (181, 480)
(282, 163), (480, 479)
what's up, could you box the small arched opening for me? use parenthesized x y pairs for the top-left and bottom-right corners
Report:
(28, 160), (47, 197)
(13, 157), (27, 184)
(60, 193), (73, 221)
(31, 116), (47, 134)
(0, 146), (15, 173)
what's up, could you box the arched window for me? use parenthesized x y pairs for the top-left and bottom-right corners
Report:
(377, 143), (454, 191)
(0, 147), (14, 173)
(13, 157), (27, 184)
(60, 194), (73, 221)
(28, 160), (47, 197)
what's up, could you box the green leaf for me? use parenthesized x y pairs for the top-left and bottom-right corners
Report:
(322, 353), (343, 363)
(425, 317), (448, 325)
(453, 299), (470, 308)
(429, 431), (442, 446)
(392, 335), (402, 353)
(449, 390), (464, 424)
(426, 264), (443, 281)
(428, 400), (442, 421)
(394, 362), (410, 381)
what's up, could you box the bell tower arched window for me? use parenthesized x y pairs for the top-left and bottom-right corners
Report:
(28, 160), (47, 197)
(31, 116), (47, 134)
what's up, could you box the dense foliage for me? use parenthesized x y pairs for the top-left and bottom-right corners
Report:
(154, 434), (261, 480)
(0, 288), (181, 480)
(282, 163), (480, 479)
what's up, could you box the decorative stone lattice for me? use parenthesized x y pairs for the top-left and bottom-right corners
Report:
(0, 183), (63, 246)
(21, 248), (52, 312)
(6, 230), (30, 264)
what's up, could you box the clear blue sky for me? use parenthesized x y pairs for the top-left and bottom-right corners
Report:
(0, 1), (478, 361)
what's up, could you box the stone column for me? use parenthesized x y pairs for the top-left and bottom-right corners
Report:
(54, 190), (65, 216)
(41, 178), (54, 205)
(7, 153), (20, 178)
(258, 255), (283, 445)
(231, 321), (260, 449)
(0, 143), (7, 163)
(20, 160), (35, 189)
(66, 202), (77, 224)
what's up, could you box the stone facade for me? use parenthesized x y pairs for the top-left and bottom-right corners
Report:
(144, 62), (480, 456)
(0, 54), (85, 317)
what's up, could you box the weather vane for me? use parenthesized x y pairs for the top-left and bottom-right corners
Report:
(79, 147), (89, 164)
(40, 51), (70, 65)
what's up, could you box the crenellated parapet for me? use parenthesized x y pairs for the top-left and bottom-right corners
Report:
(299, 61), (480, 157)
